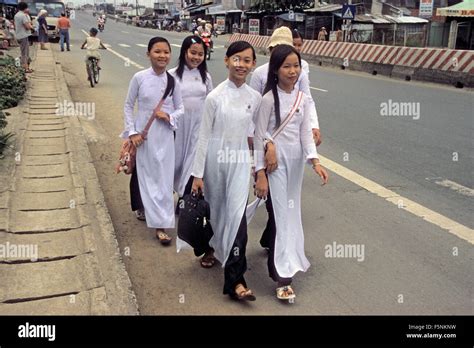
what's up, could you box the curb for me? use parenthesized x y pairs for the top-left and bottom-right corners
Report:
(0, 46), (138, 315)
(52, 48), (139, 314)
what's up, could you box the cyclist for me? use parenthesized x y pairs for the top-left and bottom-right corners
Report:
(81, 27), (106, 75)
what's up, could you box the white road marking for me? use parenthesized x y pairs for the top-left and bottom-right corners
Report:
(319, 155), (474, 244)
(121, 31), (129, 34)
(426, 177), (474, 197)
(118, 43), (131, 47)
(136, 44), (147, 47)
(310, 87), (328, 92)
(81, 30), (145, 70)
(171, 44), (181, 48)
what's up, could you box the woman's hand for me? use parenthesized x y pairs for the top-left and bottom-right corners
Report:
(313, 162), (329, 185)
(265, 142), (278, 173)
(129, 134), (143, 147)
(155, 110), (170, 123)
(313, 128), (322, 146)
(254, 171), (269, 199)
(192, 177), (204, 195)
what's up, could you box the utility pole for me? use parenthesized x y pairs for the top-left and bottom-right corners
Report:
(136, 0), (138, 17)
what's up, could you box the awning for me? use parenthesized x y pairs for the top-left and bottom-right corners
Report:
(277, 12), (306, 22)
(348, 13), (427, 24)
(207, 4), (225, 15)
(190, 3), (215, 14)
(305, 4), (343, 13)
(0, 0), (18, 5)
(436, 0), (474, 17)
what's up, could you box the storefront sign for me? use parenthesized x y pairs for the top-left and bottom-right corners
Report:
(216, 16), (226, 32)
(249, 18), (260, 35)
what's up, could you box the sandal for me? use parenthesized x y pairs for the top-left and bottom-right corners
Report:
(25, 68), (34, 73)
(232, 284), (256, 301)
(200, 251), (216, 268)
(135, 209), (146, 221)
(276, 285), (296, 300)
(156, 230), (172, 245)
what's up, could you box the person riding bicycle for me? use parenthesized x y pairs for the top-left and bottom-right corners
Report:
(81, 27), (106, 71)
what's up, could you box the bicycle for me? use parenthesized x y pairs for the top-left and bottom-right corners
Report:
(86, 56), (99, 87)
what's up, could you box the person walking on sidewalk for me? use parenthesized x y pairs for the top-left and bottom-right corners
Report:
(253, 44), (329, 301)
(249, 26), (323, 253)
(122, 37), (184, 246)
(249, 26), (321, 146)
(13, 2), (33, 72)
(37, 9), (48, 50)
(170, 35), (213, 212)
(58, 12), (71, 51)
(191, 41), (261, 301)
(169, 35), (214, 266)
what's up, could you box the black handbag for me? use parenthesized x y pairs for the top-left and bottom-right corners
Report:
(177, 193), (213, 257)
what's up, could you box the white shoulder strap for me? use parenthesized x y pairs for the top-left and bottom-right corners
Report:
(271, 91), (304, 139)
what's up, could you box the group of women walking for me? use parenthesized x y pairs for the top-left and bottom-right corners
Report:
(122, 27), (329, 303)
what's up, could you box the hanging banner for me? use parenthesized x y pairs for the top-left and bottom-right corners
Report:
(249, 18), (260, 35)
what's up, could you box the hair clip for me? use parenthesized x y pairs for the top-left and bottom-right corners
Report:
(191, 38), (196, 44)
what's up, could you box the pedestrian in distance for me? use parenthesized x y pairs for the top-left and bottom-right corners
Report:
(336, 27), (343, 42)
(254, 44), (329, 301)
(318, 27), (328, 41)
(191, 41), (262, 301)
(57, 12), (71, 52)
(13, 2), (33, 72)
(122, 37), (184, 246)
(37, 9), (48, 50)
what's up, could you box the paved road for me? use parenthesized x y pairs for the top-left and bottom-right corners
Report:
(53, 10), (473, 315)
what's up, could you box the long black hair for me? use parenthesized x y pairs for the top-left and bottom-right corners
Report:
(147, 36), (175, 99)
(263, 44), (301, 128)
(175, 35), (208, 84)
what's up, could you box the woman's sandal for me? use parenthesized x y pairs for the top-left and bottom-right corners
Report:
(156, 230), (172, 245)
(200, 251), (216, 268)
(232, 284), (256, 301)
(135, 209), (146, 221)
(25, 68), (34, 73)
(276, 285), (296, 300)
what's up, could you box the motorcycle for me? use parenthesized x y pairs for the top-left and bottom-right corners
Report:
(98, 22), (104, 32)
(200, 32), (212, 60)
